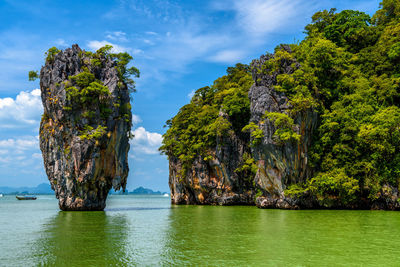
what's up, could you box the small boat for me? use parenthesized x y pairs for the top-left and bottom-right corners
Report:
(16, 195), (37, 200)
(163, 193), (169, 197)
(0, 194), (3, 198)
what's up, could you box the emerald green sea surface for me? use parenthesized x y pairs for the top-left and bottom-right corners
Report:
(0, 195), (399, 266)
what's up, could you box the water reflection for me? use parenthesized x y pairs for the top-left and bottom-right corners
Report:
(161, 205), (266, 266)
(33, 211), (130, 266)
(17, 196), (400, 266)
(160, 207), (400, 266)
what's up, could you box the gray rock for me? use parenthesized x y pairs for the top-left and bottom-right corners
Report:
(249, 46), (317, 198)
(39, 44), (131, 211)
(370, 184), (400, 210)
(168, 46), (400, 210)
(169, 111), (256, 205)
(255, 196), (300, 209)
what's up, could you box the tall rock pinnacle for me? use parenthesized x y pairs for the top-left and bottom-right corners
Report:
(39, 44), (135, 210)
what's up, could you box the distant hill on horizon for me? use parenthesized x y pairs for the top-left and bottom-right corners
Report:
(0, 183), (52, 194)
(110, 186), (168, 195)
(0, 183), (167, 195)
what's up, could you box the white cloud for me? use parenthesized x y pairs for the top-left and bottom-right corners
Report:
(32, 153), (42, 159)
(55, 38), (68, 47)
(143, 39), (155, 45)
(0, 136), (38, 150)
(131, 0), (318, 95)
(214, 0), (309, 37)
(188, 89), (195, 99)
(209, 49), (246, 63)
(132, 114), (142, 125)
(87, 40), (129, 53)
(234, 0), (300, 35)
(145, 31), (158, 35)
(0, 89), (42, 128)
(106, 31), (128, 42)
(87, 40), (144, 55)
(0, 136), (40, 164)
(144, 28), (232, 72)
(131, 48), (144, 55)
(131, 127), (162, 155)
(0, 29), (44, 93)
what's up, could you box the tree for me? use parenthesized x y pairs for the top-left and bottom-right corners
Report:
(28, 70), (39, 81)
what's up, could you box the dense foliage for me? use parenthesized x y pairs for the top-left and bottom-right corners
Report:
(33, 45), (138, 141)
(264, 112), (301, 144)
(81, 45), (140, 93)
(28, 70), (39, 81)
(159, 64), (253, 173)
(280, 0), (400, 202)
(161, 1), (400, 204)
(45, 47), (61, 63)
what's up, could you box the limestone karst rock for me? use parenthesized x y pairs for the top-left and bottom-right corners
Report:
(169, 111), (255, 205)
(165, 46), (316, 207)
(164, 3), (400, 210)
(39, 44), (132, 211)
(249, 45), (317, 208)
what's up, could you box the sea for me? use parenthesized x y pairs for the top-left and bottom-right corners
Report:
(1, 194), (399, 266)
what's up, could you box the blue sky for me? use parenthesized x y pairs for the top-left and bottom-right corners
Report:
(0, 0), (380, 191)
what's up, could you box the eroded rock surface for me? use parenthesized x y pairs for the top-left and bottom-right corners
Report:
(249, 46), (317, 205)
(39, 44), (131, 211)
(169, 112), (256, 205)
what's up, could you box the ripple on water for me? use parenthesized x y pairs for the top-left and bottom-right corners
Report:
(1, 195), (400, 266)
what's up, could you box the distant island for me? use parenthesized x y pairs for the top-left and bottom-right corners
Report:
(0, 183), (52, 195)
(109, 186), (168, 195)
(0, 183), (166, 196)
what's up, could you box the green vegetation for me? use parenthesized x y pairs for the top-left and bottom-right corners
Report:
(242, 122), (263, 146)
(70, 70), (95, 87)
(65, 45), (138, 137)
(160, 64), (253, 174)
(285, 169), (359, 206)
(79, 125), (107, 140)
(264, 112), (301, 144)
(63, 146), (71, 156)
(266, 0), (400, 202)
(66, 71), (110, 105)
(45, 47), (61, 62)
(35, 45), (138, 143)
(235, 152), (258, 182)
(304, 1), (400, 201)
(79, 45), (140, 93)
(161, 1), (400, 204)
(28, 71), (39, 81)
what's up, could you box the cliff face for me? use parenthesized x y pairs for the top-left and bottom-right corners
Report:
(166, 47), (317, 207)
(169, 113), (255, 205)
(165, 47), (400, 210)
(39, 45), (131, 211)
(165, 4), (400, 210)
(249, 46), (318, 208)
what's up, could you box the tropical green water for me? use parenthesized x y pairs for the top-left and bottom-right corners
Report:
(1, 195), (400, 266)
